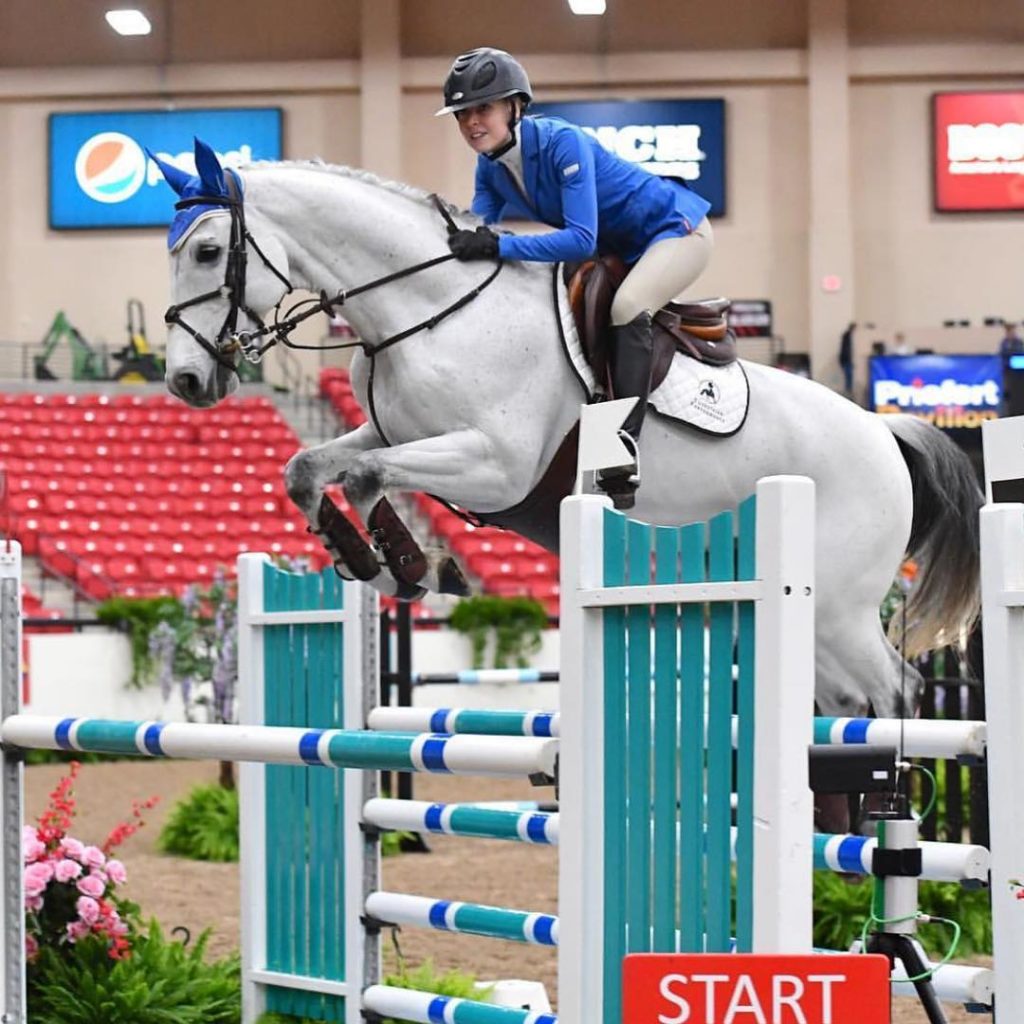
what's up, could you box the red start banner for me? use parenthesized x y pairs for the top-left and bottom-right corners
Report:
(934, 91), (1024, 212)
(623, 954), (890, 1023)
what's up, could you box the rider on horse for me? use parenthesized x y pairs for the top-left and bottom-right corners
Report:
(439, 46), (714, 505)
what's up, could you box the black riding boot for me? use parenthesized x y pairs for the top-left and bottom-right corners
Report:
(598, 311), (654, 510)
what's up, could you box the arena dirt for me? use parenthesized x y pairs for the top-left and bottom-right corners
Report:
(25, 759), (984, 1023)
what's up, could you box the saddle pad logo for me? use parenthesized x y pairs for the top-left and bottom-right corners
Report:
(697, 379), (721, 404)
(75, 132), (147, 204)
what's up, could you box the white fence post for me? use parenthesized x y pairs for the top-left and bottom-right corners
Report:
(0, 541), (25, 1024)
(237, 553), (269, 1024)
(557, 493), (611, 1024)
(980, 503), (1024, 1021)
(752, 477), (816, 951)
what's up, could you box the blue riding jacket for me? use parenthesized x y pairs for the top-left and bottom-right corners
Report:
(472, 115), (711, 265)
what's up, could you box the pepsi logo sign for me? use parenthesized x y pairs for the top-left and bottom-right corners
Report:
(74, 132), (147, 204)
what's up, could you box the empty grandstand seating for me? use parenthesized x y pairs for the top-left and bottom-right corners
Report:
(319, 368), (560, 616)
(0, 392), (338, 601)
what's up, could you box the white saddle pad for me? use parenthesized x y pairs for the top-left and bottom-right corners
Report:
(555, 267), (750, 437)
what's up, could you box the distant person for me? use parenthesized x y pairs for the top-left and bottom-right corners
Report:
(891, 332), (911, 356)
(839, 322), (855, 394)
(999, 322), (1024, 358)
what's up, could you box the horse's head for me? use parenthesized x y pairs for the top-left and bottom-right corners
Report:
(153, 138), (291, 408)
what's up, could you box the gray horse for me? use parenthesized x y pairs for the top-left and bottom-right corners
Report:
(155, 140), (981, 722)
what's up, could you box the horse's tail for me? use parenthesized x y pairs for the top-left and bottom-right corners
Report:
(884, 414), (983, 660)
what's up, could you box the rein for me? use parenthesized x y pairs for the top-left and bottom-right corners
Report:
(165, 188), (504, 373)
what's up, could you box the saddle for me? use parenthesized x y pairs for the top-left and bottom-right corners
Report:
(563, 256), (737, 394)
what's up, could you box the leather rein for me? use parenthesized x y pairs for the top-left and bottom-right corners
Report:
(163, 184), (505, 376)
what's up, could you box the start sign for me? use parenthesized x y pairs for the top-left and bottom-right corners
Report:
(623, 954), (890, 1024)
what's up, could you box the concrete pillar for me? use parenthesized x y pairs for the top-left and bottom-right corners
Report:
(360, 0), (401, 179)
(807, 0), (853, 389)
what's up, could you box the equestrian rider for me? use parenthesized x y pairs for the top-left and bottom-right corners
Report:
(439, 46), (713, 506)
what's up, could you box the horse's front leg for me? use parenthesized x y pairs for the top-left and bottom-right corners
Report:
(284, 423), (387, 581)
(341, 429), (510, 601)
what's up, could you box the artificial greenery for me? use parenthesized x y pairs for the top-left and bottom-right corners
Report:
(448, 595), (548, 669)
(812, 872), (992, 958)
(96, 595), (184, 687)
(27, 920), (241, 1024)
(157, 783), (241, 863)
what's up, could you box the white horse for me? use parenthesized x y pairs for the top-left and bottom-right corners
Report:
(155, 141), (981, 722)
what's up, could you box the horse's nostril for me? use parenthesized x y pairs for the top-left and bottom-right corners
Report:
(174, 372), (202, 399)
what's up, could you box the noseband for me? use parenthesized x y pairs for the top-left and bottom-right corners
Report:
(164, 183), (505, 380)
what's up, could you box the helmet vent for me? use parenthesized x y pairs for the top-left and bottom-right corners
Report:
(471, 61), (498, 91)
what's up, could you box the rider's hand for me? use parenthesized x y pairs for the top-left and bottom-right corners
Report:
(448, 226), (500, 261)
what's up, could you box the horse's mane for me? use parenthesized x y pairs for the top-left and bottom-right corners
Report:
(244, 159), (472, 221)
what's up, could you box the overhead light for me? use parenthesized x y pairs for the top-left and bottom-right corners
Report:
(105, 9), (152, 36)
(567, 0), (606, 13)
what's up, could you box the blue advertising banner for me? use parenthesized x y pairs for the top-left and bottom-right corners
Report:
(529, 98), (726, 216)
(870, 354), (1002, 430)
(49, 108), (283, 230)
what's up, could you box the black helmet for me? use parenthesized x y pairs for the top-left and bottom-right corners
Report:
(435, 47), (532, 117)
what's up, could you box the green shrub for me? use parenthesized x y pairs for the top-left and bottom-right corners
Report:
(254, 962), (486, 1024)
(813, 871), (992, 958)
(158, 784), (240, 862)
(28, 920), (240, 1024)
(449, 595), (548, 668)
(96, 595), (184, 687)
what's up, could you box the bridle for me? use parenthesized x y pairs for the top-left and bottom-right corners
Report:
(163, 176), (505, 378)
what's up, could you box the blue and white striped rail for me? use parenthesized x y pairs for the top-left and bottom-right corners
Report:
(0, 716), (558, 779)
(365, 892), (559, 946)
(372, 707), (986, 759)
(813, 832), (989, 884)
(368, 707), (559, 738)
(363, 799), (559, 845)
(363, 985), (557, 1024)
(411, 669), (559, 686)
(718, 826), (987, 884)
(813, 717), (987, 759)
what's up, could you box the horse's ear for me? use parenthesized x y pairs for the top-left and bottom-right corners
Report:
(193, 137), (227, 197)
(147, 148), (192, 197)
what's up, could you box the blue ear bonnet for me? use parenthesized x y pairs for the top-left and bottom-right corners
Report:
(148, 138), (244, 250)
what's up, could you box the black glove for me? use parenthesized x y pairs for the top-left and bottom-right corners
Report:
(448, 226), (500, 261)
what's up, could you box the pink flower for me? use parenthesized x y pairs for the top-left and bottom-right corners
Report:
(59, 837), (85, 860)
(81, 846), (106, 870)
(66, 920), (90, 943)
(24, 862), (55, 898)
(53, 858), (83, 883)
(25, 934), (38, 960)
(105, 860), (127, 885)
(76, 874), (105, 899)
(75, 895), (100, 925)
(24, 895), (43, 913)
(22, 828), (45, 863)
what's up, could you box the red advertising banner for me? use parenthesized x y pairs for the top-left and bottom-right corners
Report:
(623, 953), (890, 1023)
(934, 92), (1024, 212)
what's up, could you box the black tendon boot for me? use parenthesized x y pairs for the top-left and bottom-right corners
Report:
(598, 311), (654, 510)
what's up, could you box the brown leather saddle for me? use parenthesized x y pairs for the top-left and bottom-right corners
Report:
(563, 256), (737, 394)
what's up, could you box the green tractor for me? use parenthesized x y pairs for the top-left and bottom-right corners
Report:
(33, 312), (108, 381)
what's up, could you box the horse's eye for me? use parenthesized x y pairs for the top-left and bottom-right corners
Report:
(195, 243), (221, 264)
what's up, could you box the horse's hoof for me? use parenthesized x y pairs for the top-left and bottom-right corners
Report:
(437, 556), (471, 597)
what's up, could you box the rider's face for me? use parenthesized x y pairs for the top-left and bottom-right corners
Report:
(456, 100), (513, 155)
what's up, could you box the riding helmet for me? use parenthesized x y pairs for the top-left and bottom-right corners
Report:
(435, 47), (532, 116)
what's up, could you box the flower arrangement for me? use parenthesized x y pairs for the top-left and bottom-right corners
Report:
(23, 761), (158, 964)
